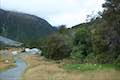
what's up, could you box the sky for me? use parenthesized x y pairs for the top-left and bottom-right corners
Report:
(0, 0), (105, 28)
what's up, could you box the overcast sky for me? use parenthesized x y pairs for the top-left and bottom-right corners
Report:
(1, 0), (105, 27)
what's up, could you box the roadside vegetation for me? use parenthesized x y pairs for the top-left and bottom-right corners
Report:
(13, 0), (120, 80)
(22, 55), (120, 80)
(23, 1), (120, 79)
(63, 64), (120, 72)
(1, 0), (120, 80)
(0, 54), (16, 72)
(0, 62), (16, 72)
(28, 0), (120, 65)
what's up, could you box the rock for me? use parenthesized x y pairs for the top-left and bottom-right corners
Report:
(5, 60), (9, 63)
(25, 48), (42, 55)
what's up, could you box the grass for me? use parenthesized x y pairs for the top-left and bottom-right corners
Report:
(0, 56), (16, 72)
(0, 63), (16, 72)
(22, 55), (120, 80)
(63, 64), (120, 72)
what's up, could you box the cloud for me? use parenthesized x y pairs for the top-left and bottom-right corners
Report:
(47, 11), (87, 27)
(1, 0), (105, 28)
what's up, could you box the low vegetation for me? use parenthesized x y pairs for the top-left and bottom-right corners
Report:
(0, 62), (16, 72)
(1, 0), (120, 80)
(22, 55), (120, 80)
(0, 55), (16, 72)
(26, 0), (120, 66)
(63, 64), (120, 72)
(22, 1), (120, 79)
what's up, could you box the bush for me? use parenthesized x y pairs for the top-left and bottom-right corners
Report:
(84, 53), (97, 63)
(70, 27), (91, 63)
(42, 35), (71, 60)
(95, 53), (115, 64)
(115, 55), (120, 64)
(70, 46), (85, 63)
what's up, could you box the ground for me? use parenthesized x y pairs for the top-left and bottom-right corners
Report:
(0, 56), (16, 72)
(0, 48), (23, 72)
(22, 55), (120, 80)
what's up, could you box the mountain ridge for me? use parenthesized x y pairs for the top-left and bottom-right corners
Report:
(0, 9), (56, 43)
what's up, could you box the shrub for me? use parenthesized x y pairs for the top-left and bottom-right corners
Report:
(42, 35), (71, 60)
(115, 55), (120, 64)
(84, 53), (97, 63)
(70, 27), (91, 63)
(95, 53), (115, 64)
(70, 46), (85, 63)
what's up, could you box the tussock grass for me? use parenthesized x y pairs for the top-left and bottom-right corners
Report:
(22, 55), (120, 80)
(0, 63), (16, 72)
(0, 56), (16, 72)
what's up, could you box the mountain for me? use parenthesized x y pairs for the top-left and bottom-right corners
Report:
(0, 36), (22, 47)
(0, 9), (56, 43)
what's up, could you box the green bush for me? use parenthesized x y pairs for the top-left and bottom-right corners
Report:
(70, 27), (91, 62)
(70, 47), (84, 63)
(84, 53), (97, 63)
(95, 53), (115, 64)
(42, 35), (71, 60)
(115, 55), (120, 64)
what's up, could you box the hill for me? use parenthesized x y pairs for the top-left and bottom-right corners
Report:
(0, 9), (56, 43)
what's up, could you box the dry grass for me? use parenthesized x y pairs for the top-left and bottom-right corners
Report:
(0, 58), (16, 72)
(22, 55), (120, 80)
(0, 51), (16, 72)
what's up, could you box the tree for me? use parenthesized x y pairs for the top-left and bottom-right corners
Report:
(0, 28), (2, 34)
(58, 25), (67, 34)
(91, 24), (113, 63)
(103, 0), (120, 23)
(71, 27), (91, 62)
(42, 34), (71, 60)
(102, 0), (120, 59)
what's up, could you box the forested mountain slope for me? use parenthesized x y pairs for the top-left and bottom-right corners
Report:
(0, 9), (56, 43)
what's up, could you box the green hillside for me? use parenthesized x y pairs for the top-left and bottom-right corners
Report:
(39, 0), (120, 64)
(0, 9), (56, 43)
